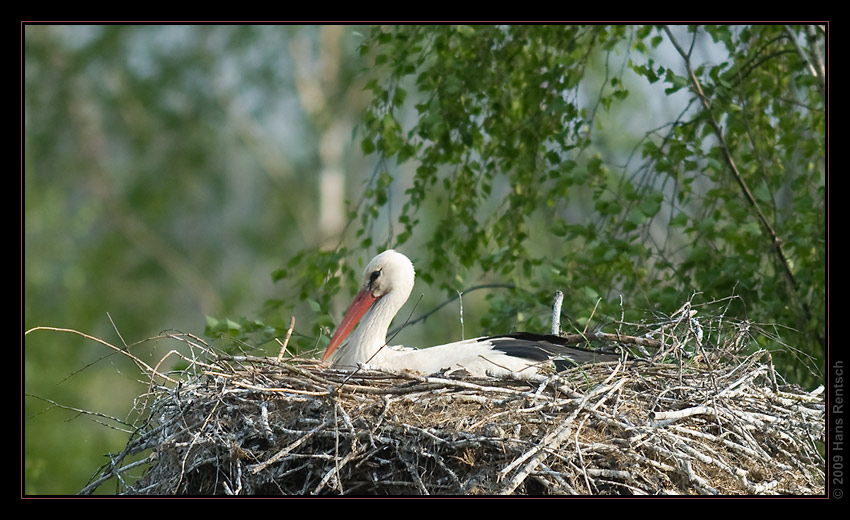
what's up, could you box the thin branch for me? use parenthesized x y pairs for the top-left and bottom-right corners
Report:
(275, 316), (296, 363)
(25, 326), (179, 384)
(388, 283), (516, 336)
(784, 25), (825, 94)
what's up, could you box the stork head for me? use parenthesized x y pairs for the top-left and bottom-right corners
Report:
(321, 250), (415, 362)
(361, 249), (416, 300)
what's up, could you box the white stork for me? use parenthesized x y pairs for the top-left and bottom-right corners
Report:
(321, 250), (619, 377)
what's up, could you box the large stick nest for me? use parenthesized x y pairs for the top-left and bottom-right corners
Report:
(87, 303), (825, 495)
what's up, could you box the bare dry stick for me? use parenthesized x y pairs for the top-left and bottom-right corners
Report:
(276, 316), (296, 363)
(551, 290), (564, 336)
(25, 326), (179, 384)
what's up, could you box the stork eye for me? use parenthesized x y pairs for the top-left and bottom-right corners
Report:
(369, 269), (381, 285)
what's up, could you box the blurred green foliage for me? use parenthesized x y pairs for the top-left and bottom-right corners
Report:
(24, 24), (369, 494)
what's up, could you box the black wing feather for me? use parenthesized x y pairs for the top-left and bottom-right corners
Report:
(487, 332), (621, 368)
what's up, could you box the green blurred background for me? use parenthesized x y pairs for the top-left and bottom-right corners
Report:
(24, 25), (376, 494)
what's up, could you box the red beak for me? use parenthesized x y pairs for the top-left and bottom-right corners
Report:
(322, 288), (379, 361)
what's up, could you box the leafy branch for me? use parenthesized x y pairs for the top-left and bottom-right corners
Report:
(662, 25), (821, 349)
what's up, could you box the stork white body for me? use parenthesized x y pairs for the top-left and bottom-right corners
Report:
(322, 250), (616, 377)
